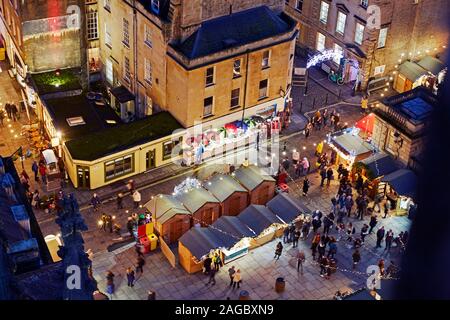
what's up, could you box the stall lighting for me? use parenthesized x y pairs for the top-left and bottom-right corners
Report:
(10, 130), (13, 133)
(384, 88), (388, 92)
(389, 77), (393, 81)
(282, 151), (286, 156)
(381, 93), (385, 97)
(159, 195), (163, 198)
(302, 146), (306, 150)
(8, 124), (11, 128)
(293, 149), (297, 153)
(208, 182), (212, 185)
(14, 134), (18, 138)
(219, 177), (223, 181)
(112, 216), (116, 220)
(98, 220), (103, 226)
(125, 210), (129, 213)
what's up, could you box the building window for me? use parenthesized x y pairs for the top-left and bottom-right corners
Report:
(105, 155), (133, 180)
(144, 24), (152, 47)
(162, 138), (181, 160)
(319, 1), (329, 24)
(233, 59), (241, 78)
(336, 12), (347, 35)
(259, 79), (268, 99)
(295, 0), (303, 11)
(360, 0), (369, 8)
(123, 18), (130, 47)
(106, 59), (113, 84)
(151, 0), (160, 14)
(333, 44), (343, 65)
(145, 95), (153, 115)
(104, 0), (111, 11)
(262, 50), (270, 69)
(355, 22), (365, 45)
(123, 56), (131, 83)
(203, 97), (213, 117)
(316, 32), (326, 52)
(205, 67), (214, 87)
(87, 10), (98, 40)
(230, 88), (240, 109)
(104, 23), (112, 47)
(144, 58), (152, 85)
(377, 27), (388, 48)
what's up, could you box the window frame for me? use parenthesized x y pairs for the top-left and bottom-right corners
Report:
(104, 0), (111, 12)
(123, 56), (131, 83)
(377, 27), (388, 48)
(295, 0), (303, 12)
(144, 58), (152, 86)
(203, 97), (214, 117)
(230, 88), (240, 109)
(355, 22), (365, 45)
(104, 154), (134, 181)
(335, 11), (347, 35)
(233, 59), (241, 78)
(87, 10), (99, 40)
(205, 67), (215, 87)
(319, 1), (329, 24)
(144, 24), (152, 48)
(104, 22), (112, 48)
(123, 18), (130, 48)
(262, 50), (270, 69)
(259, 79), (269, 100)
(316, 32), (326, 52)
(333, 44), (343, 65)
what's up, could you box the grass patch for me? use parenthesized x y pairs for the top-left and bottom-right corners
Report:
(31, 68), (82, 94)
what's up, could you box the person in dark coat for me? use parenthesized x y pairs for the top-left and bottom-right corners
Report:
(293, 229), (301, 248)
(90, 193), (101, 212)
(376, 226), (386, 248)
(11, 103), (18, 121)
(274, 242), (283, 260)
(4, 103), (12, 119)
(283, 227), (289, 244)
(126, 267), (135, 287)
(326, 167), (334, 186)
(106, 271), (115, 297)
(320, 167), (327, 187)
(203, 256), (212, 275)
(302, 177), (310, 196)
(31, 161), (39, 182)
(352, 249), (361, 270)
(136, 256), (145, 274)
(369, 215), (378, 234)
(117, 192), (124, 209)
(206, 268), (216, 286)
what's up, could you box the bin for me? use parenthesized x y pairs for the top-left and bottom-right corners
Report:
(145, 222), (154, 236)
(147, 290), (156, 300)
(239, 290), (250, 300)
(148, 234), (158, 251)
(275, 277), (285, 293)
(139, 235), (151, 254)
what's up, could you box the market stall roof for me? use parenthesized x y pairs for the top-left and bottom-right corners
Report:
(330, 129), (375, 156)
(42, 149), (58, 165)
(175, 187), (219, 214)
(266, 193), (309, 223)
(237, 205), (283, 235)
(398, 60), (428, 81)
(233, 165), (276, 191)
(144, 195), (190, 225)
(179, 227), (225, 260)
(381, 169), (418, 199)
(416, 56), (446, 75)
(359, 152), (402, 178)
(212, 216), (256, 240)
(343, 288), (377, 300)
(204, 174), (247, 202)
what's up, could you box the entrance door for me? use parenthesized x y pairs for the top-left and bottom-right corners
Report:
(77, 166), (90, 189)
(203, 208), (213, 226)
(257, 186), (269, 204)
(146, 149), (156, 170)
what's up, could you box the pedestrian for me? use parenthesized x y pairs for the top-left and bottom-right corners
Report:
(352, 249), (361, 270)
(135, 243), (144, 259)
(378, 259), (385, 277)
(274, 242), (283, 260)
(126, 267), (135, 287)
(361, 224), (369, 243)
(106, 271), (115, 297)
(383, 200), (391, 218)
(213, 252), (222, 271)
(283, 226), (289, 243)
(372, 194), (382, 212)
(312, 216), (322, 233)
(326, 167), (333, 187)
(319, 256), (329, 278)
(228, 266), (236, 286)
(136, 256), (145, 274)
(106, 215), (113, 233)
(346, 223), (355, 242)
(20, 170), (30, 192)
(345, 195), (354, 217)
(256, 131), (260, 151)
(100, 213), (108, 232)
(117, 192), (124, 209)
(232, 269), (241, 289)
(302, 177), (310, 196)
(304, 122), (312, 139)
(301, 219), (311, 239)
(336, 223), (345, 241)
(293, 229), (300, 248)
(327, 239), (337, 259)
(376, 226), (385, 248)
(369, 215), (378, 234)
(323, 214), (333, 235)
(206, 268), (216, 286)
(132, 190), (141, 208)
(322, 109), (329, 127)
(31, 190), (40, 209)
(0, 109), (5, 126)
(385, 229), (394, 252)
(38, 163), (47, 185)
(317, 241), (326, 260)
(127, 179), (135, 193)
(11, 103), (18, 121)
(297, 250), (306, 274)
(311, 233), (321, 260)
(302, 157), (310, 175)
(90, 193), (101, 212)
(288, 224), (295, 242)
(31, 161), (39, 182)
(128, 217), (136, 238)
(295, 162), (302, 178)
(203, 256), (212, 275)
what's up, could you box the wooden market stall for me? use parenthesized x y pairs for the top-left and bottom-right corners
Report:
(210, 216), (256, 264)
(379, 169), (418, 216)
(178, 227), (225, 274)
(237, 204), (284, 248)
(175, 187), (220, 227)
(233, 165), (276, 205)
(266, 193), (310, 226)
(204, 174), (248, 216)
(353, 152), (402, 198)
(144, 194), (191, 244)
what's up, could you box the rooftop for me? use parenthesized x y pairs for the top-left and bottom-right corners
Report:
(175, 187), (219, 214)
(44, 95), (122, 141)
(65, 111), (183, 161)
(172, 6), (296, 59)
(144, 194), (191, 225)
(204, 174), (247, 202)
(30, 68), (82, 95)
(136, 0), (171, 21)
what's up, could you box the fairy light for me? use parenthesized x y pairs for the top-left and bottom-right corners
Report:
(303, 146), (306, 150)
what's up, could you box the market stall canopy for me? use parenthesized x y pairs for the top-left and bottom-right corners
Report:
(355, 113), (375, 136)
(266, 193), (309, 223)
(233, 165), (276, 191)
(175, 187), (219, 213)
(358, 152), (402, 178)
(238, 205), (283, 235)
(212, 216), (256, 240)
(179, 227), (225, 260)
(204, 174), (247, 202)
(42, 149), (58, 165)
(330, 129), (375, 156)
(144, 195), (190, 224)
(398, 61), (428, 81)
(416, 56), (446, 75)
(381, 169), (418, 199)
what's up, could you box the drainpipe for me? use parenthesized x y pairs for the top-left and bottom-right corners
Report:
(241, 49), (250, 123)
(132, 1), (139, 117)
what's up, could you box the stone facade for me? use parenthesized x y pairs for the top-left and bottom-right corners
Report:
(285, 0), (449, 90)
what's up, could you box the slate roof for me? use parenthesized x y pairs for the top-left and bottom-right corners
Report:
(179, 227), (224, 260)
(266, 193), (309, 223)
(173, 6), (295, 59)
(237, 205), (283, 235)
(416, 56), (446, 76)
(204, 174), (247, 202)
(233, 165), (276, 191)
(211, 216), (256, 239)
(398, 60), (428, 81)
(381, 169), (418, 199)
(359, 152), (402, 178)
(175, 187), (219, 214)
(144, 195), (190, 225)
(330, 129), (374, 156)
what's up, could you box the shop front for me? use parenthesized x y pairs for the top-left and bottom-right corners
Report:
(379, 169), (418, 216)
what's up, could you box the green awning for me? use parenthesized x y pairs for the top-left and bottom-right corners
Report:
(398, 61), (428, 81)
(416, 56), (446, 75)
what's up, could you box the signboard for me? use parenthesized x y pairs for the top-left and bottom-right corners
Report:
(256, 103), (277, 119)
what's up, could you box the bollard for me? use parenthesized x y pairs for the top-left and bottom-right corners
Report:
(147, 290), (156, 300)
(275, 277), (285, 293)
(239, 290), (250, 300)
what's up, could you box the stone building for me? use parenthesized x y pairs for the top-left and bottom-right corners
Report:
(371, 87), (437, 167)
(98, 0), (298, 128)
(284, 0), (449, 90)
